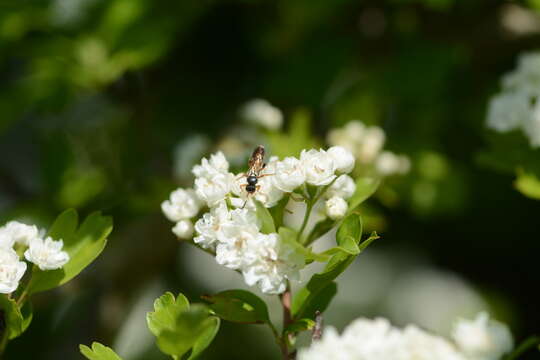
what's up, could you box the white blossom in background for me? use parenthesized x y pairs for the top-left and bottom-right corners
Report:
(326, 174), (356, 199)
(272, 156), (306, 192)
(298, 317), (468, 360)
(452, 312), (513, 360)
(375, 151), (411, 176)
(327, 120), (410, 176)
(0, 248), (27, 294)
(300, 149), (337, 186)
(241, 99), (283, 131)
(24, 237), (70, 271)
(487, 51), (540, 147)
(172, 220), (194, 239)
(161, 188), (202, 222)
(328, 146), (355, 173)
(0, 221), (39, 247)
(326, 196), (348, 220)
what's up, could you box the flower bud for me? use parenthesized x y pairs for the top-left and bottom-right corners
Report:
(328, 146), (355, 173)
(173, 219), (194, 239)
(325, 196), (348, 220)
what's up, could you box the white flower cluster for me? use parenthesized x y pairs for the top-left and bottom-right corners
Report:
(240, 99), (283, 131)
(298, 313), (513, 360)
(162, 146), (358, 293)
(486, 52), (540, 147)
(0, 221), (70, 294)
(327, 120), (410, 176)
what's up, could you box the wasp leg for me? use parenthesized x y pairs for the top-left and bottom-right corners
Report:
(236, 173), (247, 180)
(290, 193), (304, 202)
(258, 173), (275, 178)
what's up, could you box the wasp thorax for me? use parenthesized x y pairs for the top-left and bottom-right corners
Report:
(247, 175), (258, 185)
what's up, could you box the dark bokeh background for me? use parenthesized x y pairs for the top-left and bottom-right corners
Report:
(1, 0), (540, 359)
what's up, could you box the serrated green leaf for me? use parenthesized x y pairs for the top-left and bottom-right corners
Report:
(201, 289), (269, 324)
(283, 318), (316, 335)
(187, 316), (220, 359)
(28, 211), (113, 294)
(47, 208), (79, 242)
(347, 177), (380, 214)
(155, 304), (216, 358)
(80, 342), (122, 360)
(147, 292), (190, 337)
(0, 295), (24, 340)
(255, 200), (276, 234)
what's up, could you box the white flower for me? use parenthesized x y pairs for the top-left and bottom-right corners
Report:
(486, 92), (529, 132)
(375, 151), (411, 176)
(192, 151), (229, 178)
(172, 220), (194, 239)
(0, 248), (27, 294)
(241, 99), (283, 130)
(241, 232), (304, 294)
(325, 196), (348, 220)
(161, 188), (202, 222)
(326, 174), (356, 199)
(194, 172), (233, 206)
(452, 312), (513, 360)
(298, 317), (466, 360)
(24, 237), (70, 271)
(523, 100), (540, 147)
(327, 146), (355, 173)
(359, 126), (386, 163)
(300, 149), (336, 186)
(0, 221), (39, 247)
(327, 120), (366, 153)
(272, 156), (306, 192)
(194, 201), (231, 249)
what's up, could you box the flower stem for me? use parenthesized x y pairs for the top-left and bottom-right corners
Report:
(279, 282), (294, 359)
(296, 200), (313, 243)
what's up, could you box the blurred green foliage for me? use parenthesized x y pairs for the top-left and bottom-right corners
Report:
(2, 0), (540, 359)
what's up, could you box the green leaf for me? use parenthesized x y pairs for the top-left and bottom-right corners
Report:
(503, 335), (540, 360)
(347, 177), (380, 214)
(292, 215), (369, 320)
(0, 295), (24, 340)
(147, 292), (220, 359)
(267, 108), (318, 158)
(515, 169), (540, 200)
(292, 281), (338, 321)
(80, 342), (123, 360)
(187, 316), (220, 360)
(201, 289), (269, 324)
(283, 318), (316, 335)
(147, 292), (190, 337)
(155, 304), (217, 358)
(28, 211), (113, 294)
(255, 200), (276, 234)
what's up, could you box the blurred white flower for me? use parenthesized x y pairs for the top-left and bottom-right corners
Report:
(375, 151), (411, 176)
(298, 317), (466, 360)
(0, 221), (39, 247)
(172, 220), (194, 239)
(359, 126), (386, 163)
(194, 201), (231, 249)
(161, 188), (202, 222)
(452, 312), (513, 360)
(325, 196), (348, 220)
(241, 99), (283, 131)
(0, 248), (27, 294)
(24, 236), (70, 271)
(326, 174), (356, 199)
(300, 149), (337, 186)
(253, 159), (284, 207)
(487, 52), (540, 147)
(328, 146), (356, 173)
(272, 157), (306, 192)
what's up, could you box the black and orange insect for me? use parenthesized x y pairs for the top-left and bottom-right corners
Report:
(240, 145), (272, 207)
